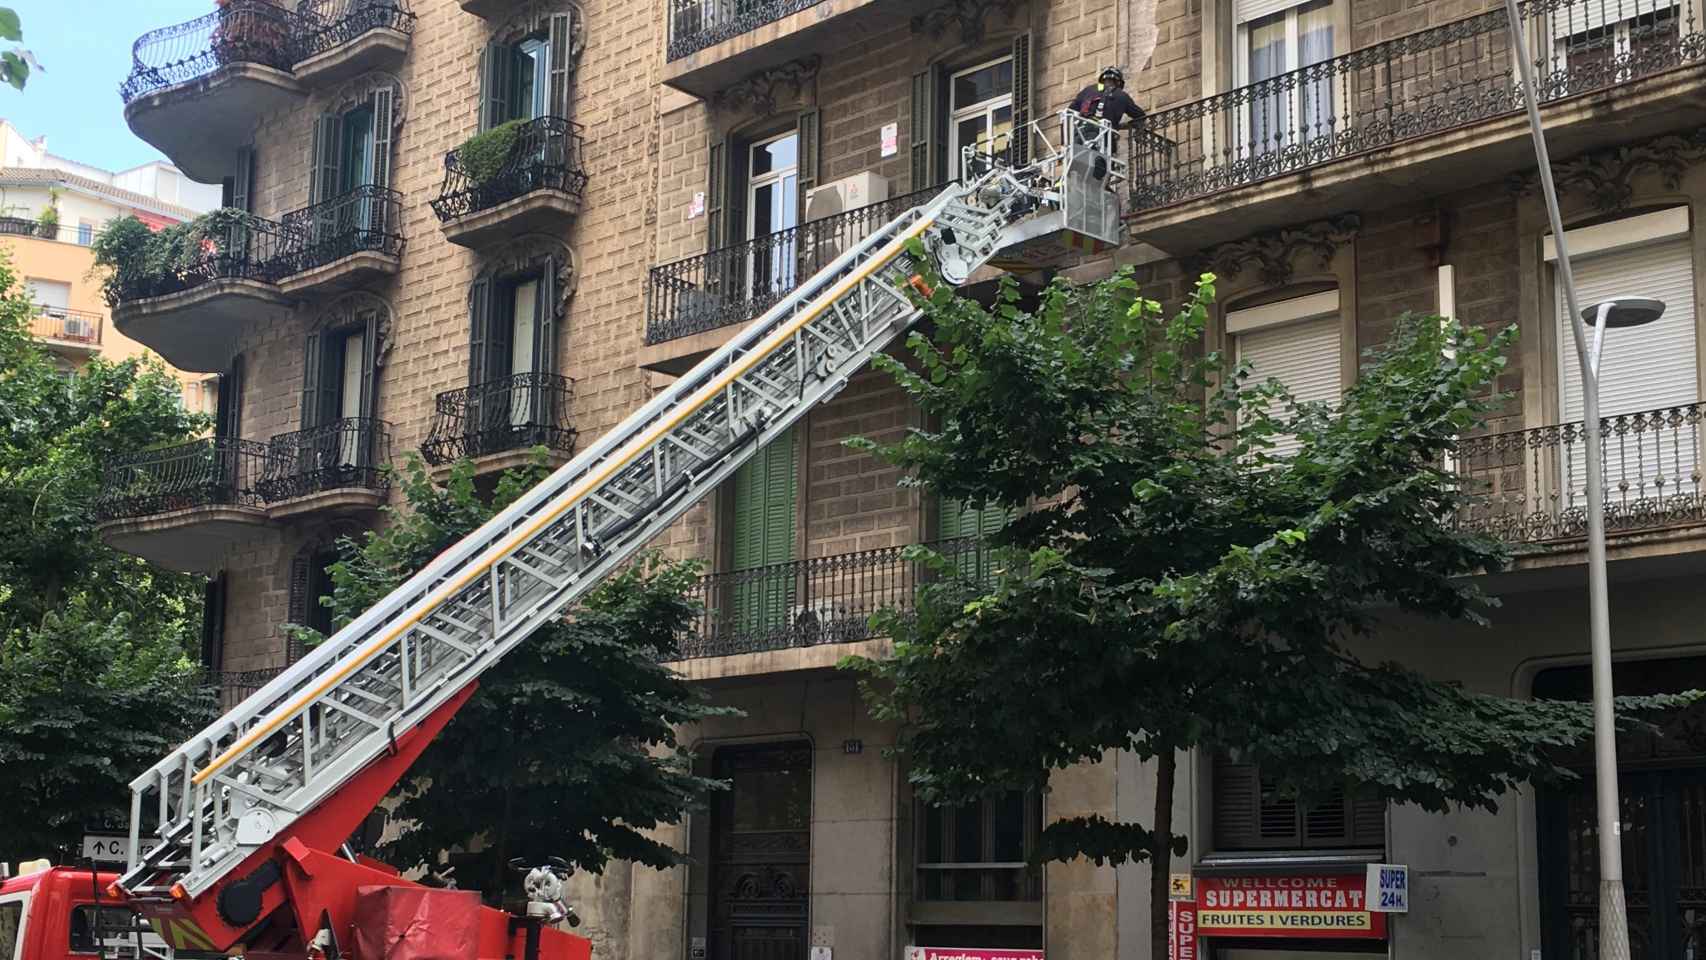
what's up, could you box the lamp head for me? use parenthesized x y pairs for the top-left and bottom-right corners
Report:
(1583, 297), (1666, 329)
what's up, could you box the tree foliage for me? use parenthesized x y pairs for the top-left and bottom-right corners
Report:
(847, 260), (1694, 955)
(0, 253), (213, 862)
(295, 455), (733, 902)
(0, 9), (39, 92)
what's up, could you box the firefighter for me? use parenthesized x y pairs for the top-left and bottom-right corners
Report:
(1070, 66), (1145, 140)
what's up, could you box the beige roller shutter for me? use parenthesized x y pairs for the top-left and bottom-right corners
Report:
(1237, 312), (1342, 457)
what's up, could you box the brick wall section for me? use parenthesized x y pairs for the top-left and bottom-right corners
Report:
(807, 366), (921, 557)
(1135, 0), (1203, 111)
(1349, 0), (1502, 48)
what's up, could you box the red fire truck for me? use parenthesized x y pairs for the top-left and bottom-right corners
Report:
(0, 864), (171, 960)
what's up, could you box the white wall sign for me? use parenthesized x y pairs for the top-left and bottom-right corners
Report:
(881, 122), (898, 158)
(809, 949), (832, 960)
(1365, 863), (1409, 913)
(689, 191), (706, 219)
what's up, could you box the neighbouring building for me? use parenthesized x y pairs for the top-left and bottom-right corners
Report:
(0, 120), (220, 404)
(99, 0), (1706, 958)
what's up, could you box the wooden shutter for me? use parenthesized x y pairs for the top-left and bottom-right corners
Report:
(200, 573), (227, 673)
(310, 114), (343, 204)
(731, 428), (798, 625)
(468, 277), (491, 384)
(1213, 756), (1265, 850)
(911, 69), (936, 190)
(1009, 34), (1033, 167)
(724, 134), (749, 248)
(370, 85), (394, 194)
(536, 260), (559, 378)
(1214, 756), (1384, 851)
(796, 109), (820, 219)
(358, 307), (379, 422)
(487, 282), (514, 381)
(287, 553), (311, 661)
(1350, 793), (1386, 848)
(232, 145), (255, 213)
(706, 140), (726, 252)
(216, 357), (244, 439)
(480, 41), (515, 131)
(547, 10), (573, 119)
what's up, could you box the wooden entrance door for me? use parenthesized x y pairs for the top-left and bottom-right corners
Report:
(710, 741), (812, 960)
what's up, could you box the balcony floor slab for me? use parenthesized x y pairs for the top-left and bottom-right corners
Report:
(293, 28), (409, 88)
(99, 506), (273, 575)
(663, 0), (903, 101)
(439, 190), (582, 248)
(124, 64), (304, 184)
(427, 446), (574, 483)
(265, 486), (386, 521)
(663, 637), (894, 682)
(113, 279), (292, 374)
(278, 250), (401, 298)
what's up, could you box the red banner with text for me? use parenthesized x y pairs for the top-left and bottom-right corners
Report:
(1195, 874), (1388, 939)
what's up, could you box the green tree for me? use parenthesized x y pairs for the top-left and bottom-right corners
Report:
(297, 455), (733, 902)
(0, 9), (39, 91)
(0, 253), (214, 862)
(848, 264), (1691, 957)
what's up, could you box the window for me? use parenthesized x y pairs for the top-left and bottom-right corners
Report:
(1228, 289), (1343, 457)
(467, 252), (565, 441)
(309, 83), (395, 217)
(288, 544), (342, 659)
(1235, 0), (1336, 153)
(68, 906), (148, 954)
(25, 278), (70, 312)
(917, 791), (1042, 902)
(479, 11), (575, 130)
(1214, 754), (1384, 851)
(76, 220), (94, 246)
(1550, 0), (1681, 84)
(302, 303), (381, 468)
(728, 427), (797, 630)
(948, 57), (1013, 179)
(0, 900), (23, 960)
(937, 498), (1011, 583)
(747, 132), (799, 296)
(911, 35), (1033, 190)
(705, 112), (819, 257)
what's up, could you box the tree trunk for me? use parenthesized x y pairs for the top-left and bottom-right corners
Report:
(1149, 747), (1177, 960)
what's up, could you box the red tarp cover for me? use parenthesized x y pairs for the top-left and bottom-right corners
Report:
(351, 885), (482, 960)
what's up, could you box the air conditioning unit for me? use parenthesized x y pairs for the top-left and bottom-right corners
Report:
(62, 317), (92, 341)
(804, 171), (890, 222)
(789, 599), (860, 645)
(802, 173), (891, 270)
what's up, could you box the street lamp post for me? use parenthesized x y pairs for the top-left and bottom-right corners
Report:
(1498, 2), (1668, 956)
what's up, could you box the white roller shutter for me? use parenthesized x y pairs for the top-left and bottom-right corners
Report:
(1235, 0), (1312, 24)
(1238, 313), (1342, 457)
(1556, 235), (1699, 502)
(1549, 0), (1684, 41)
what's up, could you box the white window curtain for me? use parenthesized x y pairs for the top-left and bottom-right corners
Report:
(1237, 0), (1335, 158)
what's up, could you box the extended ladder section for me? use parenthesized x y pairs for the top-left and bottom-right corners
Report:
(120, 115), (1123, 904)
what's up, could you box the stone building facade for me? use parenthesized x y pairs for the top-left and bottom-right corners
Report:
(102, 0), (1706, 957)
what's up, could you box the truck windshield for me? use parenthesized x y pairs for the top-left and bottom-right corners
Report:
(69, 906), (149, 954)
(1, 901), (23, 960)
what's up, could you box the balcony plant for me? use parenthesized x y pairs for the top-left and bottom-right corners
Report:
(35, 188), (58, 239)
(90, 209), (271, 304)
(454, 119), (523, 187)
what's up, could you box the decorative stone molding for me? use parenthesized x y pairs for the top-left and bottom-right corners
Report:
(711, 56), (821, 116)
(1509, 127), (1706, 214)
(495, 0), (586, 65)
(316, 71), (407, 127)
(310, 291), (394, 368)
(1189, 215), (1361, 287)
(476, 233), (577, 313)
(911, 0), (1022, 45)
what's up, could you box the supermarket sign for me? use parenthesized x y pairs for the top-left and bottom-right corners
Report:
(1195, 874), (1388, 939)
(906, 950), (1043, 960)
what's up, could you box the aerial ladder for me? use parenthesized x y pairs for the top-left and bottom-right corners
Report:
(109, 113), (1126, 960)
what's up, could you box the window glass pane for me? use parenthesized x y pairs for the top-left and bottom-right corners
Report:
(1247, 12), (1288, 82)
(751, 134), (797, 178)
(340, 106), (374, 192)
(751, 182), (779, 238)
(991, 791), (1026, 862)
(0, 902), (21, 960)
(1298, 0), (1335, 67)
(952, 60), (1012, 108)
(729, 767), (810, 831)
(990, 104), (1014, 154)
(516, 39), (548, 120)
(957, 116), (989, 158)
(952, 797), (984, 863)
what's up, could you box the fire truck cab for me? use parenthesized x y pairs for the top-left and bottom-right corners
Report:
(1, 864), (170, 960)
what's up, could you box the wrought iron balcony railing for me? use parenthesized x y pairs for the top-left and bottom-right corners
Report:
(646, 183), (944, 345)
(1454, 402), (1706, 545)
(293, 0), (416, 63)
(257, 417), (393, 502)
(666, 0), (825, 61)
(210, 667), (284, 709)
(1128, 0), (1705, 211)
(107, 213), (290, 305)
(96, 436), (272, 522)
(673, 537), (1003, 660)
(420, 373), (579, 466)
(276, 185), (405, 275)
(430, 117), (588, 224)
(121, 0), (298, 103)
(31, 306), (103, 346)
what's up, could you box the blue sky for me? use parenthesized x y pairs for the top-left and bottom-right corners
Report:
(2, 1), (216, 172)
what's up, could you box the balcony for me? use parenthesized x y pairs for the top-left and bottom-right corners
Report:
(292, 0), (415, 87)
(431, 117), (588, 248)
(257, 417), (393, 519)
(663, 0), (901, 100)
(30, 306), (103, 356)
(276, 185), (405, 296)
(420, 373), (579, 474)
(666, 537), (997, 678)
(121, 0), (305, 184)
(642, 183), (938, 374)
(1454, 403), (1706, 570)
(1127, 0), (1706, 253)
(213, 667), (284, 709)
(96, 437), (274, 574)
(109, 216), (293, 373)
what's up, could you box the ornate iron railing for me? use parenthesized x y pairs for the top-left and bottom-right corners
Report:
(1454, 402), (1706, 545)
(212, 667), (284, 708)
(672, 537), (1005, 660)
(666, 0), (826, 61)
(107, 213), (291, 304)
(30, 306), (103, 346)
(1129, 0), (1705, 211)
(120, 0), (299, 103)
(258, 417), (393, 502)
(430, 117), (588, 223)
(646, 183), (945, 345)
(96, 436), (271, 522)
(420, 373), (578, 466)
(292, 0), (416, 63)
(276, 185), (405, 275)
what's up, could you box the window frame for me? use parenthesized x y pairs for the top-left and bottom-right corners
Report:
(915, 790), (1043, 904)
(1212, 755), (1385, 853)
(1232, 0), (1338, 156)
(947, 55), (1015, 181)
(0, 895), (27, 960)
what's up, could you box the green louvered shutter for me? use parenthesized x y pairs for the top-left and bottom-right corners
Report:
(938, 498), (1010, 583)
(1009, 33), (1033, 167)
(480, 41), (515, 131)
(547, 10), (573, 119)
(731, 427), (797, 635)
(910, 68), (938, 190)
(796, 108), (819, 217)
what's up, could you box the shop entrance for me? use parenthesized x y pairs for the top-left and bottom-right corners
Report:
(708, 741), (812, 960)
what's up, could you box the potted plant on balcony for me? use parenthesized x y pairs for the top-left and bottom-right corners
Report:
(35, 187), (59, 239)
(453, 119), (523, 188)
(211, 0), (291, 69)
